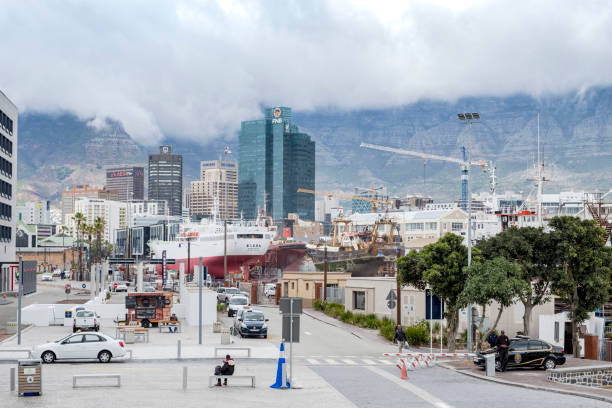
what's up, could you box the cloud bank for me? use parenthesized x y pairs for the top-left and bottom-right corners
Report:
(1, 0), (612, 145)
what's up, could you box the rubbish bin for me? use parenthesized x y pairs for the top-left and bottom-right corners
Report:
(18, 359), (42, 396)
(221, 329), (230, 345)
(213, 322), (222, 333)
(484, 353), (496, 377)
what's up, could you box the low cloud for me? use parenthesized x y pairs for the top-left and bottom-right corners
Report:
(1, 0), (611, 145)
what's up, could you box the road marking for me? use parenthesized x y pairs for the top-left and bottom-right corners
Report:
(304, 331), (312, 335)
(312, 355), (322, 358)
(367, 366), (454, 408)
(378, 359), (394, 365)
(324, 359), (339, 364)
(361, 359), (376, 365)
(342, 359), (357, 365)
(344, 355), (356, 358)
(328, 355), (340, 358)
(306, 358), (320, 365)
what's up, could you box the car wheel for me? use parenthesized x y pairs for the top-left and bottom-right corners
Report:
(495, 360), (501, 371)
(141, 320), (150, 328)
(41, 351), (56, 363)
(263, 334), (267, 339)
(544, 358), (556, 370)
(98, 350), (112, 363)
(239, 330), (244, 338)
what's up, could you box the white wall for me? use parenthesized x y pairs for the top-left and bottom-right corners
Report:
(180, 284), (217, 326)
(21, 302), (126, 327)
(539, 312), (605, 357)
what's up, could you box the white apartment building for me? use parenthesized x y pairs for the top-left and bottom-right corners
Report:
(66, 198), (127, 243)
(16, 201), (52, 224)
(190, 160), (238, 219)
(0, 90), (17, 267)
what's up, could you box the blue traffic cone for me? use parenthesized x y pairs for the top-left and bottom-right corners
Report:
(270, 342), (290, 388)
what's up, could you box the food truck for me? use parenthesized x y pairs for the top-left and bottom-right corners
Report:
(124, 292), (173, 328)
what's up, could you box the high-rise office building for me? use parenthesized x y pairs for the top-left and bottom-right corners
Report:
(239, 107), (315, 220)
(190, 160), (238, 220)
(148, 146), (183, 216)
(105, 166), (144, 201)
(0, 90), (17, 273)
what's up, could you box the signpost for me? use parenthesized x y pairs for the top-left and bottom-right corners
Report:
(280, 297), (302, 387)
(162, 250), (167, 286)
(17, 255), (23, 345)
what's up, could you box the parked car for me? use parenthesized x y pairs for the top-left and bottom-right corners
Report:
(41, 272), (53, 281)
(109, 281), (128, 292)
(142, 284), (156, 292)
(73, 309), (100, 332)
(233, 308), (268, 338)
(217, 287), (241, 303)
(52, 269), (62, 277)
(473, 337), (566, 370)
(34, 332), (127, 363)
(227, 295), (249, 317)
(264, 283), (276, 297)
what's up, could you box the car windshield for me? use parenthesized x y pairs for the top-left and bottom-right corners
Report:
(227, 288), (240, 294)
(244, 312), (264, 321)
(77, 311), (94, 317)
(230, 297), (247, 305)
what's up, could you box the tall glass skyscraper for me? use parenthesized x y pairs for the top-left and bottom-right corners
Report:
(239, 107), (315, 220)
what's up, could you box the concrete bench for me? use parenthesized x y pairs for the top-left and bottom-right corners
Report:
(159, 322), (182, 333)
(73, 374), (121, 388)
(214, 347), (251, 357)
(208, 375), (255, 388)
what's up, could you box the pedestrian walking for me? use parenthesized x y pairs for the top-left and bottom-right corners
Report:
(393, 324), (408, 353)
(495, 330), (510, 372)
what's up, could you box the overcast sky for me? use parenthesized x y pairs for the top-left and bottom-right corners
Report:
(2, 0), (612, 145)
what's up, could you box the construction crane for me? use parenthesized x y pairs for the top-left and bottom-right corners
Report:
(360, 142), (497, 210)
(297, 188), (392, 212)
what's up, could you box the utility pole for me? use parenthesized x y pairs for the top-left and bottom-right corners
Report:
(17, 255), (23, 344)
(323, 244), (328, 302)
(187, 237), (191, 281)
(198, 256), (203, 345)
(396, 246), (402, 325)
(224, 220), (227, 286)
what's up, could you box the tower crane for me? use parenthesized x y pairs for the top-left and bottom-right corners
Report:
(359, 142), (497, 211)
(297, 188), (391, 212)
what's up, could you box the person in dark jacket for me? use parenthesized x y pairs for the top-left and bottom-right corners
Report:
(214, 355), (235, 386)
(487, 331), (498, 348)
(495, 330), (510, 372)
(393, 324), (408, 353)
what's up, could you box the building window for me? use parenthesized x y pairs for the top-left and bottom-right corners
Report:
(451, 222), (463, 232)
(426, 222), (437, 230)
(353, 291), (365, 311)
(306, 283), (309, 291)
(291, 282), (294, 290)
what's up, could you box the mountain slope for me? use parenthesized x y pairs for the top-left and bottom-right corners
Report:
(16, 87), (612, 204)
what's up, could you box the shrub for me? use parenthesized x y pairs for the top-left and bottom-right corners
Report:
(351, 313), (367, 327)
(404, 322), (430, 346)
(324, 302), (345, 319)
(340, 311), (354, 323)
(313, 299), (324, 311)
(364, 314), (380, 329)
(380, 317), (396, 341)
(217, 303), (227, 312)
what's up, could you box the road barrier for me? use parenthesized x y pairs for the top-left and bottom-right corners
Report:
(383, 351), (475, 374)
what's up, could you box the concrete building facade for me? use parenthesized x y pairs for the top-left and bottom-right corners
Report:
(61, 185), (118, 222)
(65, 198), (127, 243)
(105, 166), (145, 201)
(16, 200), (51, 225)
(0, 90), (17, 269)
(148, 146), (183, 216)
(190, 160), (238, 219)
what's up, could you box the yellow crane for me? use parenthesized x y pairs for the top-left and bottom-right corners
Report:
(297, 188), (391, 212)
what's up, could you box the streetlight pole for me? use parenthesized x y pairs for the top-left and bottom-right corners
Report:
(458, 112), (480, 353)
(17, 255), (23, 345)
(198, 256), (203, 345)
(323, 243), (328, 302)
(224, 220), (228, 286)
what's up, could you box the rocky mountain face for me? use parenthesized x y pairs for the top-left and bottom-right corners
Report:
(17, 87), (612, 205)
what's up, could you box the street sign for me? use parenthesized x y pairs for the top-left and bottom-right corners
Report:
(280, 297), (303, 315)
(82, 283), (86, 289)
(114, 282), (118, 289)
(109, 258), (135, 265)
(386, 290), (397, 309)
(425, 289), (444, 320)
(282, 315), (300, 343)
(162, 250), (167, 285)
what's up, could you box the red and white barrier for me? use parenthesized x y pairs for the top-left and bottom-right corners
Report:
(384, 351), (474, 371)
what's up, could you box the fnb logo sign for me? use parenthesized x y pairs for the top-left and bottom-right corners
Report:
(273, 108), (281, 117)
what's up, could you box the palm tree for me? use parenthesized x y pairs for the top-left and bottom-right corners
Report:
(83, 223), (94, 270)
(93, 217), (106, 263)
(72, 213), (86, 280)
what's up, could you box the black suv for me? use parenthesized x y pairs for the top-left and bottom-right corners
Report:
(474, 337), (566, 370)
(232, 309), (268, 338)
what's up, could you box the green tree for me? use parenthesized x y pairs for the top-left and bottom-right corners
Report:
(476, 227), (555, 336)
(458, 258), (529, 338)
(549, 216), (612, 357)
(398, 233), (476, 352)
(93, 217), (106, 263)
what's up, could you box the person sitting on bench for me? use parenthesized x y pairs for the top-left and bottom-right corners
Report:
(214, 355), (235, 386)
(169, 313), (179, 332)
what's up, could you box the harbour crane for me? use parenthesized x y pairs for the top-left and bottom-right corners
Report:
(359, 142), (497, 211)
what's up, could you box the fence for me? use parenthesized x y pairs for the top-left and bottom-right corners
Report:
(319, 286), (345, 304)
(599, 339), (612, 362)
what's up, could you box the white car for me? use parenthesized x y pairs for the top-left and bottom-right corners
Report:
(109, 281), (128, 292)
(41, 272), (53, 281)
(73, 309), (100, 332)
(227, 295), (249, 317)
(264, 283), (276, 297)
(34, 332), (127, 363)
(52, 269), (62, 277)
